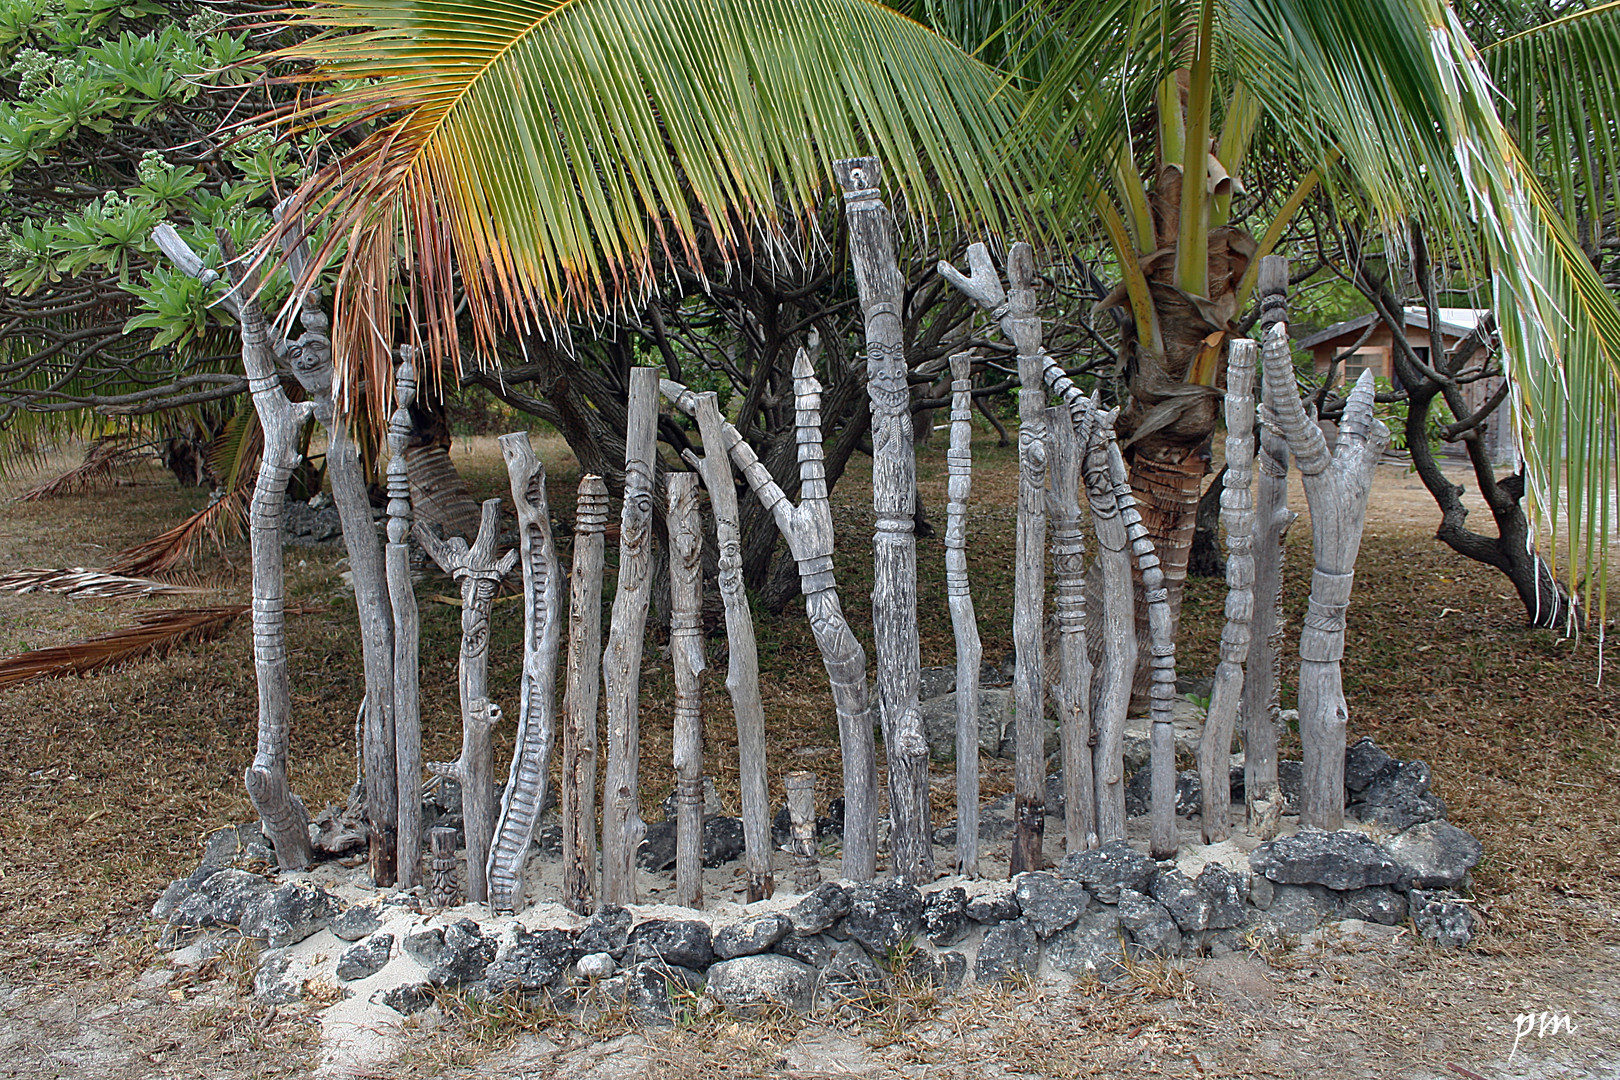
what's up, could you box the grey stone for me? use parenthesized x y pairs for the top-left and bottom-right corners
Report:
(1124, 767), (1207, 819)
(1409, 890), (1475, 948)
(629, 919), (714, 970)
(1059, 840), (1155, 903)
(713, 913), (791, 959)
(964, 886), (1019, 925)
(377, 982), (434, 1015)
(974, 917), (1039, 983)
(578, 906), (632, 959)
(576, 952), (616, 979)
(818, 940), (885, 1005)
(403, 926), (445, 967)
(896, 949), (967, 993)
(1045, 925), (1127, 982)
(428, 919), (495, 986)
(637, 816), (746, 871)
(841, 879), (923, 956)
(920, 689), (1012, 762)
(1385, 820), (1482, 889)
(1149, 868), (1210, 933)
(773, 932), (832, 968)
(253, 950), (302, 1005)
(918, 666), (957, 701)
(1259, 884), (1332, 934)
(1012, 872), (1091, 939)
(1195, 864), (1250, 930)
(1348, 760), (1446, 831)
(1116, 889), (1180, 955)
(151, 880), (189, 922)
(201, 823), (268, 868)
(1188, 928), (1248, 958)
(484, 925), (577, 993)
(1248, 874), (1274, 910)
(1277, 760), (1303, 811)
(1343, 736), (1397, 794)
(1249, 831), (1401, 891)
(788, 882), (851, 934)
(332, 904), (383, 942)
(166, 868), (270, 940)
(706, 954), (818, 1013)
(1334, 886), (1407, 926)
(921, 887), (969, 946)
(241, 881), (342, 950)
(336, 933), (394, 982)
(1075, 905), (1123, 933)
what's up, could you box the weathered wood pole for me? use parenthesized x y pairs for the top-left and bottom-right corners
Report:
(1244, 257), (1297, 838)
(561, 476), (609, 915)
(944, 353), (984, 877)
(1046, 405), (1097, 854)
(785, 771), (821, 892)
(690, 395), (772, 901)
(1083, 408), (1137, 841)
(1262, 325), (1388, 829)
(271, 204), (399, 885)
(206, 230), (317, 872)
(419, 499), (517, 904)
(836, 157), (932, 884)
(667, 472), (707, 909)
(1197, 338), (1258, 843)
(601, 366), (660, 905)
(430, 825), (459, 908)
(487, 433), (563, 913)
(660, 362), (878, 881)
(386, 358), (424, 887)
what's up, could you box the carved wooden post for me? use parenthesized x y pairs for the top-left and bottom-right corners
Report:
(1262, 325), (1389, 830)
(601, 366), (660, 905)
(660, 360), (878, 881)
(387, 358), (424, 887)
(1198, 339), (1257, 843)
(430, 825), (459, 907)
(1084, 408), (1137, 841)
(562, 476), (609, 915)
(689, 395), (772, 901)
(836, 157), (931, 884)
(668, 472), (707, 909)
(1045, 405), (1096, 853)
(785, 771), (820, 892)
(419, 499), (517, 904)
(1244, 258), (1297, 838)
(487, 433), (563, 913)
(945, 353), (984, 877)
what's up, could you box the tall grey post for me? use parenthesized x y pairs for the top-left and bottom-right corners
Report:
(386, 359), (424, 887)
(836, 156), (932, 884)
(561, 476), (609, 914)
(1045, 405), (1096, 853)
(667, 472), (707, 908)
(944, 353), (984, 876)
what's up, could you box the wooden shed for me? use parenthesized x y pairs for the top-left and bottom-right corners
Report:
(1295, 307), (1514, 465)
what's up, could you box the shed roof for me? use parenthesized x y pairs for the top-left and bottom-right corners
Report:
(1295, 307), (1488, 351)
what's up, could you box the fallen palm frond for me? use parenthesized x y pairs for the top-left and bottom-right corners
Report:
(106, 481), (251, 576)
(0, 568), (216, 599)
(16, 436), (152, 502)
(0, 605), (248, 687)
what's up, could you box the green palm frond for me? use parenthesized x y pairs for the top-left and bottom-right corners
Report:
(1485, 2), (1620, 234)
(273, 0), (1037, 414)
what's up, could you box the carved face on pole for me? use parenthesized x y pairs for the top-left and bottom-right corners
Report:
(286, 329), (334, 396)
(457, 568), (503, 654)
(622, 458), (654, 557)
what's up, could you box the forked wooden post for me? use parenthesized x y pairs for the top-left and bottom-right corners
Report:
(660, 356), (878, 882)
(1083, 409), (1136, 841)
(668, 472), (707, 909)
(601, 366), (661, 905)
(1197, 339), (1257, 843)
(689, 394), (772, 901)
(1045, 406), (1097, 853)
(420, 499), (517, 904)
(1244, 258), (1297, 838)
(836, 157), (932, 884)
(561, 476), (609, 915)
(487, 433), (563, 913)
(386, 358), (424, 887)
(944, 353), (984, 877)
(1261, 324), (1388, 830)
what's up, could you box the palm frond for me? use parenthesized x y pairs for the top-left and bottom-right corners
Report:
(0, 568), (216, 599)
(15, 435), (153, 501)
(270, 0), (1037, 423)
(1484, 2), (1620, 234)
(0, 605), (248, 688)
(106, 481), (251, 576)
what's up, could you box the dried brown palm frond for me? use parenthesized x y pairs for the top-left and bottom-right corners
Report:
(0, 568), (216, 599)
(106, 481), (251, 576)
(0, 605), (248, 688)
(16, 436), (152, 502)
